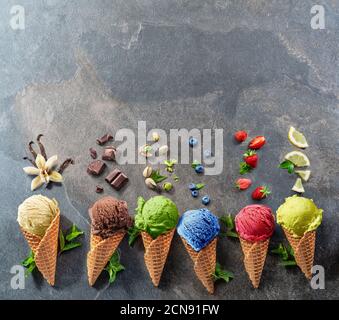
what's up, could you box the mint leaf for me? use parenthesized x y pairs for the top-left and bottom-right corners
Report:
(287, 245), (295, 258)
(220, 214), (238, 239)
(59, 229), (65, 251)
(213, 263), (234, 283)
(280, 260), (297, 267)
(60, 224), (83, 254)
(65, 224), (84, 242)
(279, 160), (295, 174)
(239, 162), (252, 174)
(128, 226), (140, 247)
(195, 183), (205, 190)
(191, 160), (201, 169)
(218, 231), (228, 237)
(271, 243), (296, 267)
(62, 242), (81, 252)
(25, 261), (36, 276)
(220, 214), (234, 230)
(21, 251), (34, 267)
(104, 251), (125, 284)
(150, 170), (167, 183)
(226, 231), (239, 238)
(21, 251), (36, 277)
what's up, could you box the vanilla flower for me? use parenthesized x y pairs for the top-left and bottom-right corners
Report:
(23, 154), (63, 191)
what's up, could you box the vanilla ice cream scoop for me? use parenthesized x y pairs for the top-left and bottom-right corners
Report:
(17, 195), (59, 237)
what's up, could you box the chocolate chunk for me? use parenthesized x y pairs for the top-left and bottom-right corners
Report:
(96, 134), (113, 145)
(102, 146), (116, 161)
(105, 168), (121, 184)
(89, 147), (97, 159)
(95, 185), (104, 193)
(87, 160), (106, 176)
(111, 172), (128, 190)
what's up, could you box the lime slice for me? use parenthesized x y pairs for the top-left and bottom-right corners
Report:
(284, 151), (310, 167)
(295, 170), (311, 182)
(292, 178), (305, 193)
(288, 127), (308, 148)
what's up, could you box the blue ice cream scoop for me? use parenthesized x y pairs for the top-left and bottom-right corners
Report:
(177, 209), (220, 252)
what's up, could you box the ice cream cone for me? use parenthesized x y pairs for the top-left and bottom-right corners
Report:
(87, 231), (126, 286)
(141, 229), (175, 287)
(239, 237), (269, 288)
(181, 237), (217, 294)
(20, 212), (60, 286)
(283, 227), (315, 279)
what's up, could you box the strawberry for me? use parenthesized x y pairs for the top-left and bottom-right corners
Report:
(234, 130), (248, 143)
(248, 136), (266, 150)
(236, 178), (252, 190)
(252, 186), (271, 200)
(243, 150), (258, 168)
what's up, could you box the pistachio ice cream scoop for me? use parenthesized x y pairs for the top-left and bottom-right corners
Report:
(277, 195), (323, 237)
(17, 195), (59, 237)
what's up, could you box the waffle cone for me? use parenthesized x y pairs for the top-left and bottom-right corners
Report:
(181, 237), (217, 294)
(87, 231), (126, 286)
(141, 229), (175, 287)
(283, 227), (316, 280)
(239, 237), (269, 288)
(20, 212), (60, 286)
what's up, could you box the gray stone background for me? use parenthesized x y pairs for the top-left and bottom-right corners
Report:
(0, 0), (338, 300)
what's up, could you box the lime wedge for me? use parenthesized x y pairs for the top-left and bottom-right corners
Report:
(284, 151), (310, 167)
(295, 170), (311, 182)
(288, 127), (308, 148)
(292, 178), (305, 193)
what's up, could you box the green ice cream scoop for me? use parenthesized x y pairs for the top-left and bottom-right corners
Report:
(277, 195), (323, 237)
(135, 195), (179, 239)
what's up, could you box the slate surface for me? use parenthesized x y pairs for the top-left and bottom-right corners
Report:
(0, 0), (338, 299)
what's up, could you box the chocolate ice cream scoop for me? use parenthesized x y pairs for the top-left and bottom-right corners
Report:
(89, 196), (133, 239)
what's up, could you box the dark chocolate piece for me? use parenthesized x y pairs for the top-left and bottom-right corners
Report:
(95, 185), (104, 193)
(96, 134), (113, 145)
(111, 172), (128, 190)
(87, 160), (106, 176)
(89, 148), (97, 159)
(102, 146), (116, 161)
(105, 168), (121, 183)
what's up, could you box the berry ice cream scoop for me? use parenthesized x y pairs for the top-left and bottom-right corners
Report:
(235, 204), (275, 242)
(235, 204), (275, 288)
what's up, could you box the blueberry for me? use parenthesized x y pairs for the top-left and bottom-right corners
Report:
(191, 190), (199, 198)
(189, 137), (198, 147)
(202, 195), (210, 205)
(189, 183), (196, 190)
(195, 165), (204, 174)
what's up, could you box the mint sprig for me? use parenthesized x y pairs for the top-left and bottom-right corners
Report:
(150, 170), (167, 183)
(220, 214), (239, 238)
(104, 251), (125, 284)
(213, 263), (234, 282)
(271, 243), (296, 267)
(59, 224), (83, 253)
(128, 225), (141, 247)
(21, 250), (36, 277)
(279, 160), (295, 174)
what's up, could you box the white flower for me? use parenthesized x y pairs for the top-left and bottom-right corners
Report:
(23, 154), (63, 191)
